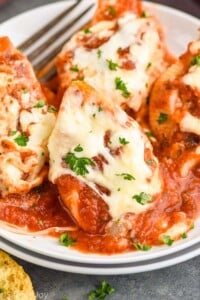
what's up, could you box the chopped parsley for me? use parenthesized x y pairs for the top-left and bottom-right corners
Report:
(108, 6), (116, 16)
(88, 280), (115, 300)
(107, 59), (119, 71)
(132, 192), (152, 205)
(60, 233), (76, 247)
(145, 131), (154, 138)
(134, 242), (152, 251)
(116, 173), (135, 181)
(115, 77), (130, 98)
(47, 105), (58, 113)
(119, 137), (129, 145)
(145, 159), (155, 166)
(190, 54), (200, 67)
(70, 64), (79, 72)
(0, 288), (3, 294)
(14, 133), (28, 147)
(84, 28), (92, 34)
(146, 62), (152, 69)
(157, 112), (168, 124)
(74, 144), (83, 152)
(181, 233), (188, 239)
(21, 88), (28, 94)
(34, 99), (46, 108)
(98, 107), (103, 112)
(9, 130), (17, 136)
(141, 11), (147, 18)
(64, 152), (95, 176)
(190, 223), (195, 229)
(97, 49), (102, 58)
(162, 235), (174, 246)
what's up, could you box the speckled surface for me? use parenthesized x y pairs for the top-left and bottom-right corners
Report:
(0, 0), (200, 299)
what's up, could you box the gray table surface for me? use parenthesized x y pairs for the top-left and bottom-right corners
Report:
(0, 1), (200, 299)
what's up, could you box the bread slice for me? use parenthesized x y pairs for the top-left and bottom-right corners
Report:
(0, 250), (36, 300)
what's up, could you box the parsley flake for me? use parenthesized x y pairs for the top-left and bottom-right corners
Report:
(98, 107), (103, 112)
(119, 137), (129, 145)
(108, 6), (116, 15)
(97, 49), (102, 58)
(34, 99), (46, 108)
(74, 144), (83, 152)
(107, 59), (119, 71)
(134, 242), (152, 251)
(190, 54), (200, 67)
(0, 288), (3, 294)
(84, 28), (92, 34)
(157, 112), (168, 124)
(48, 105), (57, 113)
(132, 192), (152, 205)
(9, 130), (17, 136)
(14, 133), (28, 147)
(162, 235), (174, 246)
(145, 131), (154, 138)
(88, 280), (115, 300)
(21, 88), (28, 94)
(141, 11), (147, 18)
(64, 152), (95, 176)
(115, 77), (130, 98)
(116, 173), (135, 181)
(146, 62), (152, 69)
(181, 233), (188, 239)
(70, 64), (79, 72)
(60, 233), (76, 247)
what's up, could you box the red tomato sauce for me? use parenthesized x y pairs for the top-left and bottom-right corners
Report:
(0, 159), (199, 254)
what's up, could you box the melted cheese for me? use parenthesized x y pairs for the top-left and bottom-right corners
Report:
(0, 47), (56, 195)
(48, 83), (162, 219)
(61, 13), (166, 111)
(180, 112), (200, 135)
(182, 65), (200, 92)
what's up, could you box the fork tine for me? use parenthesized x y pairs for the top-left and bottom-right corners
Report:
(18, 1), (80, 52)
(28, 4), (94, 62)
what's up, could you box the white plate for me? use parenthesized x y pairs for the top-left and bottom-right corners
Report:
(0, 1), (200, 269)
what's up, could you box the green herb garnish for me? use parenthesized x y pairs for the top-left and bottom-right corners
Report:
(14, 133), (28, 147)
(145, 131), (154, 138)
(97, 49), (102, 58)
(116, 173), (135, 181)
(70, 64), (79, 72)
(141, 11), (147, 18)
(119, 137), (129, 145)
(134, 242), (152, 251)
(64, 152), (95, 176)
(74, 144), (83, 152)
(115, 77), (130, 98)
(181, 233), (188, 239)
(146, 62), (152, 69)
(9, 130), (17, 136)
(157, 112), (168, 124)
(107, 59), (119, 71)
(21, 88), (28, 94)
(60, 233), (76, 247)
(84, 28), (92, 34)
(132, 192), (152, 205)
(88, 280), (115, 300)
(190, 54), (200, 67)
(162, 235), (174, 246)
(47, 105), (58, 113)
(108, 6), (116, 16)
(34, 99), (46, 108)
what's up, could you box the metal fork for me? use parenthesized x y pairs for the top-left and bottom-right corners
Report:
(18, 0), (95, 81)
